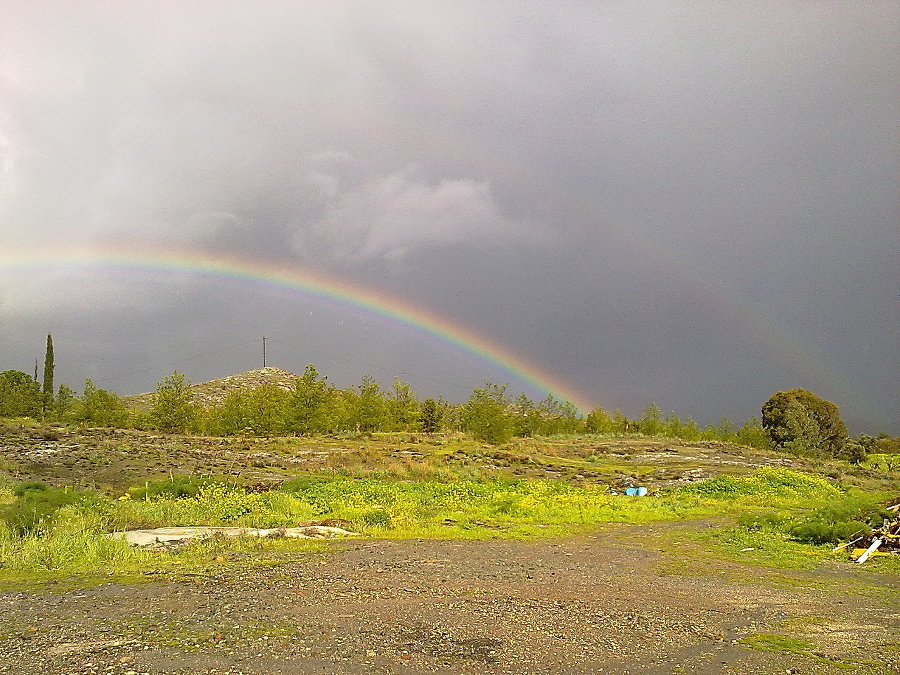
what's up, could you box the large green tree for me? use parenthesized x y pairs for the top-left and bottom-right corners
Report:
(761, 388), (848, 457)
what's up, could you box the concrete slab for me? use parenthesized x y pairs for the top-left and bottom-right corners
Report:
(110, 525), (358, 547)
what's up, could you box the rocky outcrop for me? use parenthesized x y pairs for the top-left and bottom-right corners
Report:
(123, 367), (300, 410)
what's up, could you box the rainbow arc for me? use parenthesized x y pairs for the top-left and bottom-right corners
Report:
(0, 246), (597, 413)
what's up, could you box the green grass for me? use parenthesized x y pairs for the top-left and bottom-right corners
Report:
(115, 616), (306, 653)
(740, 632), (816, 654)
(0, 467), (892, 586)
(739, 631), (867, 670)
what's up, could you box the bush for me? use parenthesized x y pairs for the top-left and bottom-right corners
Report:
(11, 481), (51, 498)
(681, 468), (839, 498)
(736, 511), (790, 530)
(802, 493), (892, 528)
(785, 492), (888, 544)
(361, 508), (392, 528)
(280, 475), (343, 494)
(831, 521), (871, 541)
(2, 483), (98, 536)
(788, 520), (870, 545)
(788, 521), (835, 545)
(130, 476), (221, 500)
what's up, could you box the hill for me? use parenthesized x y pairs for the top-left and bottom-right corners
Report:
(123, 366), (299, 410)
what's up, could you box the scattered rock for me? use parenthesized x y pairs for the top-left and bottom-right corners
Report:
(46, 639), (137, 656)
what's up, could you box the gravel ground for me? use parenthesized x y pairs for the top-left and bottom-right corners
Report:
(2, 522), (898, 675)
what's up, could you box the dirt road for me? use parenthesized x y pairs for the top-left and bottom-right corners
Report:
(2, 522), (897, 674)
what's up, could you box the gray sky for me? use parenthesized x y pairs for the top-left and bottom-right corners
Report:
(1, 1), (897, 432)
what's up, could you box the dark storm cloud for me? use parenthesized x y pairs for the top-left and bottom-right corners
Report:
(1, 1), (897, 431)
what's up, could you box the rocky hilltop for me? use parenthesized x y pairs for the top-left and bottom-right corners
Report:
(124, 366), (300, 410)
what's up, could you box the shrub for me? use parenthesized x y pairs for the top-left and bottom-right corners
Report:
(2, 483), (98, 536)
(11, 481), (51, 498)
(788, 521), (835, 545)
(681, 468), (839, 498)
(831, 521), (871, 542)
(280, 475), (341, 494)
(736, 511), (790, 530)
(788, 520), (870, 545)
(801, 493), (891, 528)
(786, 492), (887, 544)
(130, 476), (220, 500)
(361, 508), (392, 528)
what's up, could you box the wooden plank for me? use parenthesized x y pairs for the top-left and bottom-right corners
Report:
(856, 539), (883, 564)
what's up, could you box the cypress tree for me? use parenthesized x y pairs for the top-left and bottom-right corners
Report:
(42, 333), (54, 411)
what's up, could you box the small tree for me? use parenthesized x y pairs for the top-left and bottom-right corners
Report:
(535, 395), (581, 435)
(387, 378), (420, 431)
(462, 381), (512, 444)
(663, 411), (683, 438)
(511, 393), (540, 437)
(51, 384), (78, 421)
(717, 416), (737, 441)
(679, 416), (702, 441)
(72, 379), (128, 427)
(585, 406), (613, 434)
(638, 402), (664, 436)
(290, 365), (342, 435)
(149, 371), (197, 433)
(0, 370), (43, 418)
(204, 389), (248, 435)
(736, 416), (772, 450)
(611, 409), (630, 435)
(420, 398), (442, 434)
(347, 376), (388, 432)
(243, 385), (291, 436)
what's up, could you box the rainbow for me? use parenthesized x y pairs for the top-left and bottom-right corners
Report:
(0, 246), (597, 413)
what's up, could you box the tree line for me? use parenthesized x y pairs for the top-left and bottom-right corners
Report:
(0, 362), (773, 449)
(1, 336), (896, 461)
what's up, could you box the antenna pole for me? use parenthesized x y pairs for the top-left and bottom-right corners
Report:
(262, 336), (267, 368)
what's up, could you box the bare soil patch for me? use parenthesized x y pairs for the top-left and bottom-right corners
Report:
(2, 521), (897, 675)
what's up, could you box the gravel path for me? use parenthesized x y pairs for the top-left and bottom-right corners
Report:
(2, 522), (897, 674)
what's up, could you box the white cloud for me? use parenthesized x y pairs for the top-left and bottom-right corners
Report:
(296, 164), (545, 262)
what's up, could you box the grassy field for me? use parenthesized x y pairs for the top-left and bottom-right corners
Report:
(0, 420), (897, 587)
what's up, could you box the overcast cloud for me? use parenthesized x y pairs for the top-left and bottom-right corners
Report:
(1, 1), (897, 432)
